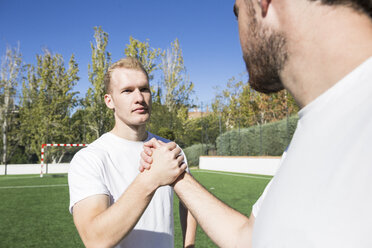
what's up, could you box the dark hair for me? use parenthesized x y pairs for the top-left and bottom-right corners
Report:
(309, 0), (372, 18)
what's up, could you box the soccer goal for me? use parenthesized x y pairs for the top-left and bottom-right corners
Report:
(40, 143), (88, 177)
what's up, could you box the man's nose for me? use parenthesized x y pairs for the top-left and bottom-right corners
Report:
(134, 89), (144, 102)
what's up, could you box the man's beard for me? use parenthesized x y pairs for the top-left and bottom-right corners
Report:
(243, 3), (288, 94)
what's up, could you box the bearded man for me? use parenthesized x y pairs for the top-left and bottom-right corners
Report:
(140, 0), (372, 247)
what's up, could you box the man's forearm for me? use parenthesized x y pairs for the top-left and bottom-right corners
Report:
(173, 173), (253, 248)
(179, 201), (197, 247)
(75, 140), (187, 248)
(75, 173), (157, 248)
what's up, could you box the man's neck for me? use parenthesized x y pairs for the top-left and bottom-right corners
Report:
(111, 122), (148, 142)
(279, 3), (372, 108)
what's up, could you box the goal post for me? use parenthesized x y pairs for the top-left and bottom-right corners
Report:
(40, 143), (88, 177)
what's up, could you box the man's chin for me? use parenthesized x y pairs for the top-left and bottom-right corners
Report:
(244, 57), (285, 94)
(249, 78), (284, 94)
(134, 115), (151, 125)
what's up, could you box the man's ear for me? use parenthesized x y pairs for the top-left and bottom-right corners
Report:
(104, 94), (115, 110)
(260, 0), (271, 17)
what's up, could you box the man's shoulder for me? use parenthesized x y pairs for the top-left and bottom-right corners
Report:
(73, 133), (112, 160)
(147, 132), (171, 144)
(69, 134), (114, 176)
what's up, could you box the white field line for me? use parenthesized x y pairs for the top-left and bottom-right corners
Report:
(0, 184), (68, 189)
(0, 171), (270, 189)
(193, 170), (272, 180)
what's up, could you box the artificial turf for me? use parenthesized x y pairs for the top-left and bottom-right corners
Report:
(0, 170), (271, 247)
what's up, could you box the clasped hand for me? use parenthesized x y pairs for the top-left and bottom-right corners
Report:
(139, 138), (186, 187)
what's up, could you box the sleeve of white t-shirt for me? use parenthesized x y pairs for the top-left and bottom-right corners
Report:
(252, 179), (273, 218)
(252, 149), (288, 217)
(180, 148), (191, 174)
(68, 149), (109, 214)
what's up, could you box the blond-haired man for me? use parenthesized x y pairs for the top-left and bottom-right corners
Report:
(68, 57), (196, 248)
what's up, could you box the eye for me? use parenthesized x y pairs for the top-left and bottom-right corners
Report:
(121, 89), (132, 93)
(233, 4), (239, 20)
(140, 87), (151, 92)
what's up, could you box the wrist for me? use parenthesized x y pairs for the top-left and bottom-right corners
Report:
(137, 171), (159, 195)
(172, 171), (189, 190)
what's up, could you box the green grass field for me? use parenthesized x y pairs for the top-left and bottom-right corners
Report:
(0, 170), (271, 247)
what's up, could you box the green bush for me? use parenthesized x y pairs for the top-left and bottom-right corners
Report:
(8, 146), (35, 164)
(217, 115), (299, 156)
(184, 143), (214, 167)
(157, 127), (176, 141)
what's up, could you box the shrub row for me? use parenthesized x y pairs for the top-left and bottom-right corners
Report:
(183, 143), (214, 167)
(216, 115), (299, 156)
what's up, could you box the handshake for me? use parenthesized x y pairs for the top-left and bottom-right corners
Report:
(138, 138), (188, 189)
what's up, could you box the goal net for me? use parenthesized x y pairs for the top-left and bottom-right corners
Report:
(40, 143), (88, 177)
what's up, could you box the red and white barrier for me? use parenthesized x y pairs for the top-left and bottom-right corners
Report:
(40, 144), (88, 177)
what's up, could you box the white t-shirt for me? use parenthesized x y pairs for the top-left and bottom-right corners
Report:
(252, 57), (372, 247)
(68, 132), (185, 248)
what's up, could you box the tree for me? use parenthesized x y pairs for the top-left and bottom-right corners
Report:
(183, 114), (225, 147)
(148, 39), (195, 144)
(211, 73), (299, 130)
(19, 50), (79, 163)
(83, 26), (113, 142)
(0, 45), (22, 171)
(124, 36), (161, 82)
(160, 38), (194, 112)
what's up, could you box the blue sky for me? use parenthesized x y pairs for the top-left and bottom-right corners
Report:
(0, 0), (247, 107)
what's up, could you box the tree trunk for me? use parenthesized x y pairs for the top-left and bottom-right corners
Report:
(2, 109), (8, 175)
(56, 151), (66, 164)
(2, 92), (10, 175)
